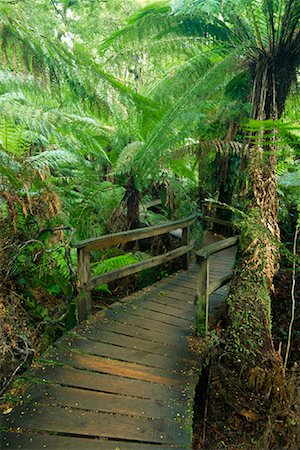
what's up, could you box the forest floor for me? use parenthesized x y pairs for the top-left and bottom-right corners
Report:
(191, 269), (300, 450)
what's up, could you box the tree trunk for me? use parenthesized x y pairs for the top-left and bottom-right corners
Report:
(213, 152), (239, 236)
(226, 58), (296, 365)
(125, 175), (140, 230)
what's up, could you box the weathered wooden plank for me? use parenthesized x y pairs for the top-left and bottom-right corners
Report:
(123, 306), (193, 328)
(151, 289), (195, 305)
(73, 214), (196, 251)
(31, 366), (181, 400)
(56, 336), (188, 372)
(94, 320), (189, 348)
(105, 310), (190, 336)
(145, 294), (195, 313)
(81, 328), (184, 357)
(208, 274), (232, 295)
(119, 288), (194, 310)
(3, 404), (189, 445)
(1, 432), (178, 450)
(25, 384), (184, 420)
(45, 347), (183, 385)
(138, 301), (193, 322)
(160, 283), (196, 298)
(165, 279), (196, 292)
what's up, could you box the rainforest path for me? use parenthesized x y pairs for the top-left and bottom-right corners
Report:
(1, 233), (237, 450)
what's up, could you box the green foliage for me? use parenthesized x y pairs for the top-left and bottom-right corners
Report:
(91, 253), (141, 276)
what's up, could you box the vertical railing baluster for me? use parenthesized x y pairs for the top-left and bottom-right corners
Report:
(195, 255), (209, 336)
(77, 248), (91, 323)
(182, 225), (190, 270)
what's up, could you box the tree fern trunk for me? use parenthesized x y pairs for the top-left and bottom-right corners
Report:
(125, 175), (140, 230)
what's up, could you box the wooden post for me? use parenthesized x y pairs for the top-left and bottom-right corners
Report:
(77, 248), (91, 323)
(182, 226), (190, 270)
(195, 256), (209, 336)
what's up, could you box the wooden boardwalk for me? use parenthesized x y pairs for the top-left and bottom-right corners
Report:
(1, 235), (237, 450)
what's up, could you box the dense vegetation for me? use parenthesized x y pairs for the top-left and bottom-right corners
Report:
(0, 0), (299, 448)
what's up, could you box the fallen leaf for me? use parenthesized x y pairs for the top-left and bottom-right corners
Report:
(3, 407), (13, 415)
(239, 409), (260, 422)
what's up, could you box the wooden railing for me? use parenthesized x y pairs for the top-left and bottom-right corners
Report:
(195, 235), (239, 337)
(73, 213), (197, 322)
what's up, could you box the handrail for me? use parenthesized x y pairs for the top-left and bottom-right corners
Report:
(196, 236), (239, 261)
(195, 236), (239, 337)
(73, 213), (196, 251)
(72, 213), (197, 322)
(89, 241), (196, 289)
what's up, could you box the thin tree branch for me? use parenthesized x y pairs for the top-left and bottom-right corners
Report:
(284, 224), (299, 369)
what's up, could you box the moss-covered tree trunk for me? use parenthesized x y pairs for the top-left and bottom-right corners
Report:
(208, 59), (299, 449)
(226, 55), (298, 366)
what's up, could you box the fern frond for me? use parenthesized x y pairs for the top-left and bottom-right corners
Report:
(91, 253), (140, 276)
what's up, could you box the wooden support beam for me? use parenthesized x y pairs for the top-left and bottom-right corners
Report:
(208, 274), (233, 295)
(182, 226), (190, 270)
(203, 216), (233, 227)
(196, 235), (238, 336)
(77, 248), (91, 323)
(196, 258), (209, 337)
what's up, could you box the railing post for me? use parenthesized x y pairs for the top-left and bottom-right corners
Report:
(182, 225), (190, 270)
(195, 255), (209, 336)
(77, 248), (91, 323)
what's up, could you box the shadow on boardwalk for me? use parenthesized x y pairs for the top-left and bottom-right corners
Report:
(1, 234), (237, 449)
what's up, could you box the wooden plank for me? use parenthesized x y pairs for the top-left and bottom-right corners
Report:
(138, 301), (193, 322)
(56, 336), (188, 372)
(123, 306), (192, 328)
(196, 236), (239, 261)
(73, 213), (196, 251)
(31, 366), (181, 400)
(25, 384), (184, 420)
(203, 215), (233, 227)
(89, 242), (195, 288)
(3, 404), (189, 445)
(161, 283), (196, 297)
(91, 320), (188, 348)
(151, 289), (195, 305)
(145, 294), (195, 313)
(167, 278), (196, 290)
(45, 347), (183, 385)
(81, 328), (186, 358)
(208, 274), (232, 295)
(1, 432), (178, 450)
(118, 286), (194, 309)
(105, 310), (190, 336)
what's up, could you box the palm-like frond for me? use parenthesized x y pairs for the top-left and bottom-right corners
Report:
(115, 53), (239, 185)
